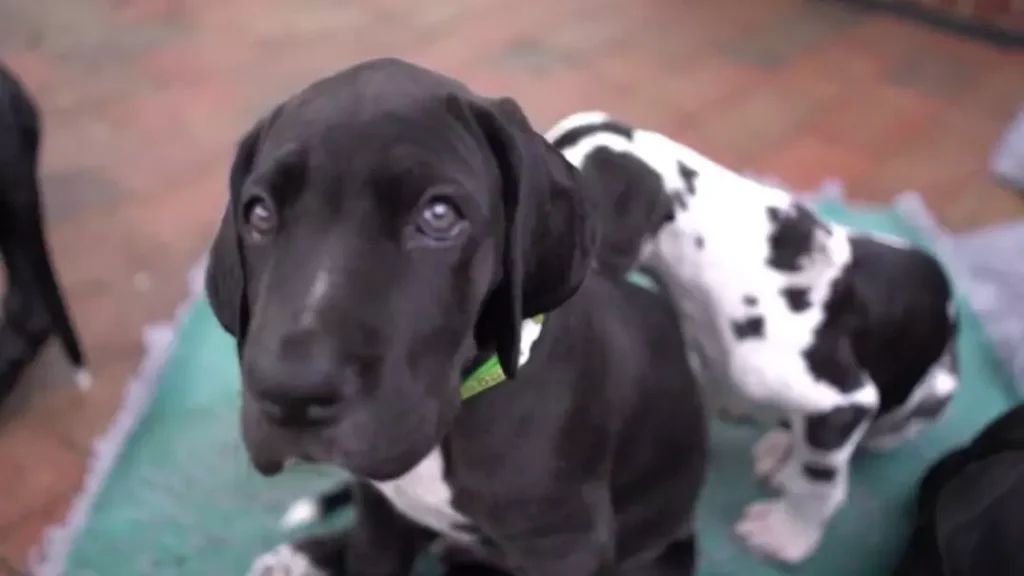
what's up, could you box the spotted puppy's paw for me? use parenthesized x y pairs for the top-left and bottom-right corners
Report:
(752, 428), (792, 487)
(247, 544), (327, 576)
(735, 499), (824, 564)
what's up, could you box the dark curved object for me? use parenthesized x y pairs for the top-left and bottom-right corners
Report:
(822, 0), (1023, 48)
(894, 403), (1024, 576)
(0, 61), (88, 407)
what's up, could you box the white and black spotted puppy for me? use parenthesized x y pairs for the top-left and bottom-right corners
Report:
(547, 111), (960, 565)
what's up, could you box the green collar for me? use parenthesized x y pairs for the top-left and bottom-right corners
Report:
(458, 269), (659, 401)
(460, 315), (544, 401)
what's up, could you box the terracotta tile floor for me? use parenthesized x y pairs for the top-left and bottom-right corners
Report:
(0, 0), (1021, 572)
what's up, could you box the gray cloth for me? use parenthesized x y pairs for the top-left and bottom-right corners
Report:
(991, 109), (1024, 191)
(894, 194), (1024, 393)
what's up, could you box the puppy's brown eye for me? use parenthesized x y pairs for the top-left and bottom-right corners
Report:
(243, 198), (277, 241)
(416, 198), (464, 240)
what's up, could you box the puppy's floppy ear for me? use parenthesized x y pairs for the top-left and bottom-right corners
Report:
(205, 109), (277, 346)
(455, 95), (599, 378)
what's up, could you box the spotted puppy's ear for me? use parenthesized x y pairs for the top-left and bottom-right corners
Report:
(454, 94), (599, 378)
(205, 107), (280, 348)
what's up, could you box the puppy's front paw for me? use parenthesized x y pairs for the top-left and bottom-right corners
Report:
(734, 499), (823, 565)
(752, 428), (791, 486)
(247, 544), (327, 576)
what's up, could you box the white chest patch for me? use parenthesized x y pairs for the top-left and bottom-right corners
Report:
(371, 447), (473, 542)
(370, 317), (546, 541)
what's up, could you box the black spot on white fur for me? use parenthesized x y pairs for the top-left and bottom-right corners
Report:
(743, 295), (758, 307)
(765, 203), (831, 273)
(678, 162), (698, 195)
(670, 191), (688, 212)
(806, 405), (873, 451)
(694, 235), (704, 249)
(801, 275), (864, 394)
(780, 287), (811, 312)
(731, 316), (765, 340)
(549, 120), (634, 151)
(802, 462), (837, 483)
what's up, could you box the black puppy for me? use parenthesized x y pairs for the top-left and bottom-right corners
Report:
(0, 62), (89, 404)
(205, 58), (706, 576)
(894, 404), (1024, 576)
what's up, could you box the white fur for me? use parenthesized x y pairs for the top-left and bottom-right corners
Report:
(555, 112), (856, 416)
(74, 368), (92, 391)
(752, 428), (791, 481)
(280, 497), (320, 529)
(299, 267), (330, 327)
(247, 544), (326, 576)
(863, 351), (959, 451)
(365, 316), (546, 542)
(370, 447), (474, 542)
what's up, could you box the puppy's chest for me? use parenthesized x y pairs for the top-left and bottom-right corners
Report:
(370, 447), (477, 543)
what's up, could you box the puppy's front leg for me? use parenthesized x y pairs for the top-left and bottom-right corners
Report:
(737, 386), (878, 564)
(248, 482), (429, 576)
(476, 483), (616, 576)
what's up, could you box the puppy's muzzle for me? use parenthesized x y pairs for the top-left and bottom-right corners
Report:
(245, 330), (348, 428)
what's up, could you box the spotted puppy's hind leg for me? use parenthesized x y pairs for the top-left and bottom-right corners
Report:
(737, 384), (879, 565)
(862, 346), (959, 452)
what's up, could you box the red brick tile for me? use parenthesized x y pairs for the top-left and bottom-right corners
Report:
(96, 80), (241, 197)
(0, 423), (83, 530)
(682, 69), (844, 170)
(956, 60), (1024, 124)
(806, 82), (945, 158)
(924, 171), (1024, 232)
(404, 2), (576, 75)
(139, 31), (258, 86)
(853, 107), (1003, 204)
(1, 52), (57, 96)
(755, 135), (877, 190)
(15, 348), (142, 455)
(644, 57), (772, 122)
(775, 36), (884, 86)
(106, 0), (186, 25)
(0, 491), (73, 572)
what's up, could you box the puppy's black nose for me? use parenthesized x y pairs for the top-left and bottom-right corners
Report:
(247, 331), (345, 428)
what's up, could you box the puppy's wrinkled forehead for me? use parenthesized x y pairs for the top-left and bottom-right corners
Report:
(253, 61), (498, 214)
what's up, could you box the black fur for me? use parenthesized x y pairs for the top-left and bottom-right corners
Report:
(208, 59), (707, 576)
(548, 120), (634, 151)
(844, 236), (956, 414)
(556, 146), (675, 278)
(894, 404), (1024, 576)
(0, 62), (87, 404)
(765, 203), (831, 273)
(801, 463), (837, 483)
(676, 162), (698, 196)
(731, 316), (765, 340)
(780, 287), (811, 313)
(805, 405), (873, 451)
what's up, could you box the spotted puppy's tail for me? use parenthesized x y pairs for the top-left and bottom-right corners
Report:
(280, 483), (354, 529)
